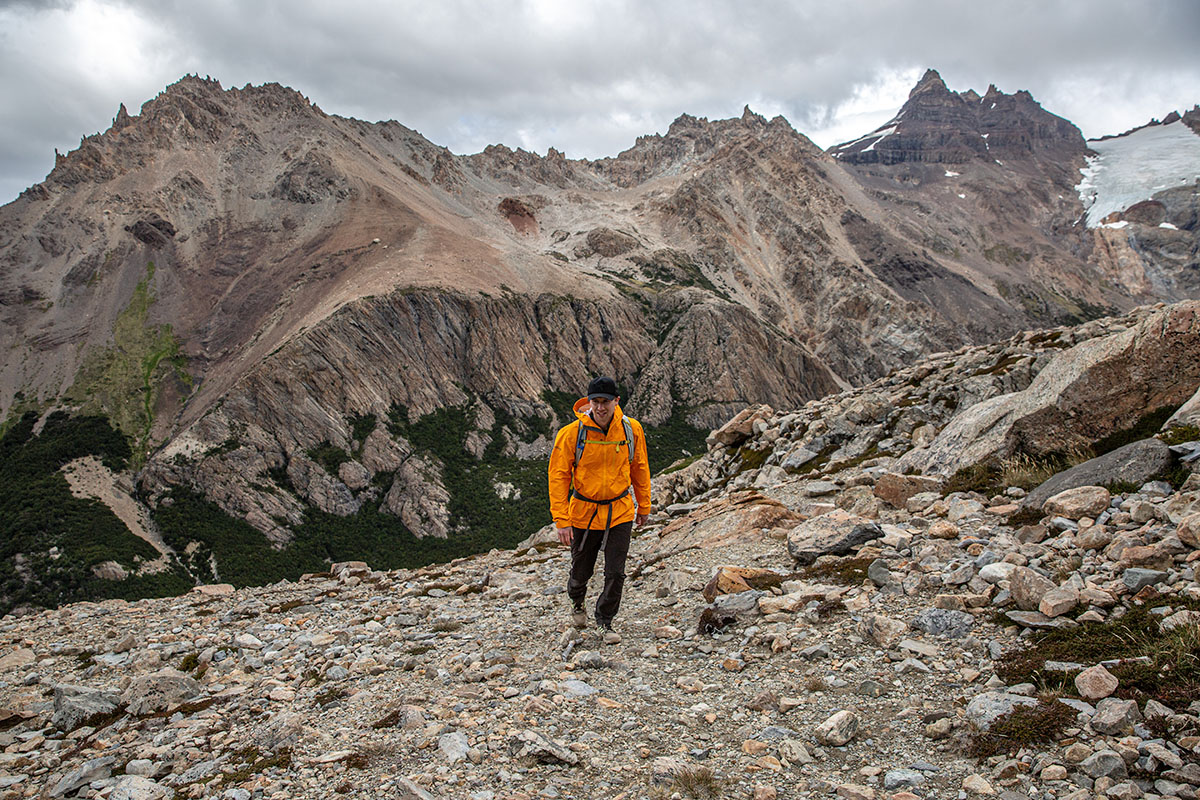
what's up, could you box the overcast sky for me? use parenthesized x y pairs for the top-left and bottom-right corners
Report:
(1, 0), (1198, 205)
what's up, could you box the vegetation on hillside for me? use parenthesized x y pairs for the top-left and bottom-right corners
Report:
(63, 262), (190, 465)
(0, 411), (191, 615)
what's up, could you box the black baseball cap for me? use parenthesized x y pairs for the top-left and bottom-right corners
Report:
(587, 376), (618, 400)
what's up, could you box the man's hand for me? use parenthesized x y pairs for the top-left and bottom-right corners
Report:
(556, 526), (574, 546)
(635, 514), (649, 528)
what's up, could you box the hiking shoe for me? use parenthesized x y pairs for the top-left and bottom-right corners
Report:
(571, 602), (587, 629)
(600, 623), (621, 645)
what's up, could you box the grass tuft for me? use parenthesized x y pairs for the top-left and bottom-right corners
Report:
(966, 696), (1075, 757)
(661, 766), (726, 800)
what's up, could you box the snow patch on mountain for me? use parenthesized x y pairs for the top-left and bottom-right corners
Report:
(1076, 121), (1200, 227)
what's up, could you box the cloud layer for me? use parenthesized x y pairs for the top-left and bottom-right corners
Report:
(2, 0), (1198, 203)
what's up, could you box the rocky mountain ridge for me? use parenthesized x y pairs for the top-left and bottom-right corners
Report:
(1, 299), (1199, 799)
(1, 71), (1198, 600)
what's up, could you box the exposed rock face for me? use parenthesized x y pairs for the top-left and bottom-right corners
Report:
(384, 455), (451, 538)
(900, 301), (1200, 477)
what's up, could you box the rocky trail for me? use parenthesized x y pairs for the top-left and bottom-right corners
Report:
(3, 301), (1200, 800)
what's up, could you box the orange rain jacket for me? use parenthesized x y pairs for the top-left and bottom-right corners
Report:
(548, 397), (652, 530)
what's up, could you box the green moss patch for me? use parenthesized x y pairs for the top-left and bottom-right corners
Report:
(1092, 406), (1176, 456)
(1161, 424), (1200, 446)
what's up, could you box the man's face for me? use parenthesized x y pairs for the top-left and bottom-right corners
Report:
(589, 396), (617, 427)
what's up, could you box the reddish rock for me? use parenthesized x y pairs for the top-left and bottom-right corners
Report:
(702, 566), (783, 602)
(872, 473), (943, 509)
(709, 404), (774, 447)
(1178, 513), (1200, 549)
(1075, 664), (1118, 700)
(1009, 566), (1056, 612)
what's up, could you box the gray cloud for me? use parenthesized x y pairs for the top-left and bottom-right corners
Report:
(2, 0), (1198, 204)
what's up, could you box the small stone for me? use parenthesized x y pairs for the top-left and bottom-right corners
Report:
(978, 562), (1017, 583)
(1075, 664), (1119, 700)
(924, 717), (953, 739)
(962, 774), (996, 796)
(933, 594), (966, 611)
(1041, 764), (1068, 781)
(1091, 698), (1141, 735)
(815, 710), (859, 746)
(928, 520), (959, 539)
(1122, 567), (1167, 593)
(909, 608), (974, 638)
(1177, 512), (1200, 548)
(883, 769), (926, 790)
(1038, 586), (1079, 618)
(867, 559), (892, 587)
(861, 614), (908, 648)
(779, 739), (814, 764)
(1063, 743), (1093, 764)
(234, 633), (263, 650)
(0, 648), (36, 672)
(439, 732), (470, 764)
(1009, 566), (1056, 611)
(835, 784), (876, 800)
(1106, 781), (1144, 800)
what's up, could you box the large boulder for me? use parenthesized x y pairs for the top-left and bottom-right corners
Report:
(122, 668), (202, 716)
(647, 491), (802, 562)
(1042, 486), (1111, 519)
(1022, 439), (1172, 512)
(900, 302), (1200, 477)
(708, 404), (774, 448)
(52, 684), (123, 732)
(787, 509), (882, 565)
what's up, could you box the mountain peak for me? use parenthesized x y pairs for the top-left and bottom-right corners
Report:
(910, 68), (949, 98)
(830, 70), (1084, 166)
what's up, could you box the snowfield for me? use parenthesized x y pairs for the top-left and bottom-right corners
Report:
(1076, 121), (1200, 227)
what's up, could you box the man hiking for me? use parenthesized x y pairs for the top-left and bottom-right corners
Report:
(548, 376), (651, 644)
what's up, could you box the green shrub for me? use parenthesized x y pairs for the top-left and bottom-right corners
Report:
(1092, 406), (1176, 455)
(348, 413), (377, 445)
(0, 411), (195, 615)
(966, 697), (1075, 757)
(995, 600), (1200, 706)
(307, 441), (352, 475)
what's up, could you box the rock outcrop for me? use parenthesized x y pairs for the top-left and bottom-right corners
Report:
(900, 301), (1200, 477)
